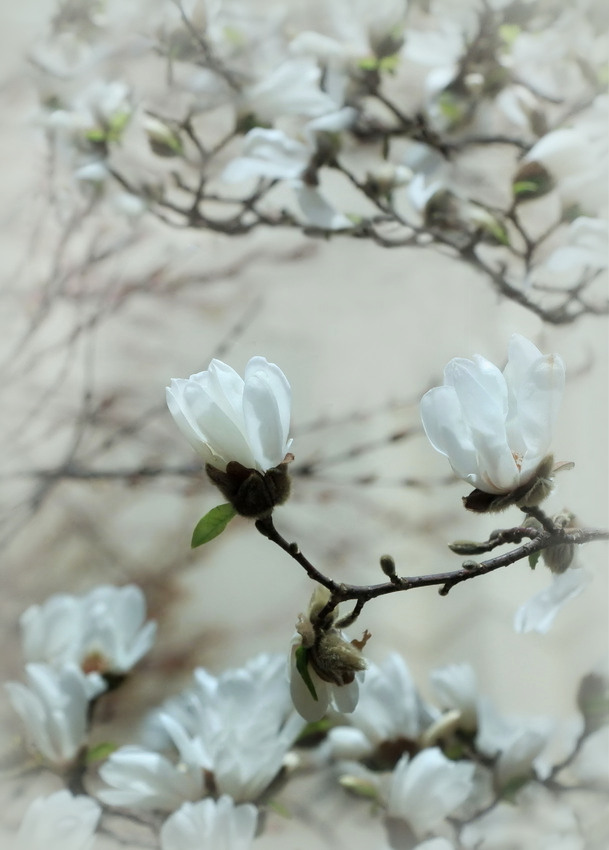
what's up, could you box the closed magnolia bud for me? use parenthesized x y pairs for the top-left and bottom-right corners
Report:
(543, 510), (576, 574)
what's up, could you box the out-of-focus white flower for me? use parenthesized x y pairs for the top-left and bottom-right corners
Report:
(543, 217), (608, 274)
(166, 356), (292, 473)
(514, 567), (590, 634)
(293, 183), (352, 230)
(476, 696), (549, 789)
(420, 334), (565, 506)
(97, 718), (205, 811)
(387, 747), (476, 837)
(429, 664), (479, 734)
(100, 654), (305, 807)
(348, 653), (435, 746)
(17, 790), (101, 850)
(20, 584), (156, 677)
(222, 128), (311, 183)
(6, 663), (105, 766)
(240, 59), (337, 123)
(160, 796), (257, 850)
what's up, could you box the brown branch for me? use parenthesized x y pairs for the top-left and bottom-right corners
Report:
(255, 516), (608, 615)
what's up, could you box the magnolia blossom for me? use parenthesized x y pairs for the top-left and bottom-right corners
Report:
(420, 334), (565, 500)
(17, 790), (101, 850)
(6, 663), (105, 765)
(387, 747), (476, 837)
(20, 584), (156, 676)
(100, 654), (305, 808)
(429, 663), (479, 734)
(166, 356), (291, 473)
(289, 633), (362, 723)
(160, 796), (257, 850)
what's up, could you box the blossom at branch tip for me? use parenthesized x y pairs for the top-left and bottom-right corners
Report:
(160, 796), (257, 850)
(386, 746), (476, 837)
(420, 334), (565, 511)
(166, 356), (292, 474)
(289, 586), (369, 723)
(20, 584), (156, 678)
(17, 790), (101, 850)
(6, 663), (105, 766)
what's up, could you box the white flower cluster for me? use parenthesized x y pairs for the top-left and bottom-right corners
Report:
(6, 584), (156, 768)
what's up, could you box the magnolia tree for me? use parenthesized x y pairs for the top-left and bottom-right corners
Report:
(3, 0), (609, 848)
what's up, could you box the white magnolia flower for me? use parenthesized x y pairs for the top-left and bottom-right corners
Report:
(100, 654), (305, 807)
(543, 217), (608, 274)
(475, 696), (549, 788)
(17, 790), (101, 850)
(429, 664), (479, 734)
(513, 567), (590, 634)
(160, 796), (257, 850)
(97, 721), (205, 811)
(166, 356), (292, 473)
(294, 182), (352, 230)
(222, 128), (311, 183)
(420, 334), (565, 500)
(6, 663), (105, 766)
(240, 59), (337, 123)
(20, 584), (156, 676)
(387, 747), (476, 837)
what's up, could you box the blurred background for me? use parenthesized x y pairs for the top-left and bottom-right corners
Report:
(0, 2), (607, 847)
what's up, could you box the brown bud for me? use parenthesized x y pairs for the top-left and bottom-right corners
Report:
(205, 459), (291, 518)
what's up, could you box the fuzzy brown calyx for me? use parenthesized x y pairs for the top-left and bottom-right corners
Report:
(205, 456), (292, 518)
(463, 455), (556, 514)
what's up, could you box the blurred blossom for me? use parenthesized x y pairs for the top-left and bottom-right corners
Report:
(429, 663), (479, 734)
(160, 796), (257, 850)
(100, 654), (305, 807)
(6, 663), (105, 766)
(514, 567), (590, 634)
(344, 654), (435, 748)
(17, 790), (101, 850)
(542, 217), (608, 274)
(387, 747), (476, 836)
(166, 356), (292, 473)
(240, 59), (338, 123)
(420, 334), (565, 505)
(222, 128), (310, 182)
(20, 584), (156, 677)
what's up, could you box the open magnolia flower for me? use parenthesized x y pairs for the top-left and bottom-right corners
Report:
(167, 356), (293, 516)
(420, 334), (565, 512)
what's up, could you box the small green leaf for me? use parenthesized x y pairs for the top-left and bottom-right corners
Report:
(266, 799), (292, 819)
(528, 551), (541, 570)
(191, 503), (237, 548)
(86, 742), (117, 764)
(296, 716), (333, 743)
(339, 774), (381, 801)
(499, 774), (531, 803)
(295, 646), (318, 701)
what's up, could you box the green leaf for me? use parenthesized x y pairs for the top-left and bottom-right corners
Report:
(86, 741), (117, 764)
(499, 774), (531, 803)
(528, 551), (541, 570)
(191, 503), (237, 548)
(295, 646), (318, 701)
(266, 799), (292, 819)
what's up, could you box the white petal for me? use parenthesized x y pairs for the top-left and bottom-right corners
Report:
(514, 568), (589, 634)
(17, 790), (101, 850)
(294, 183), (352, 230)
(420, 385), (479, 482)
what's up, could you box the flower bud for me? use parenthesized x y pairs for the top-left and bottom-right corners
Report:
(542, 511), (576, 574)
